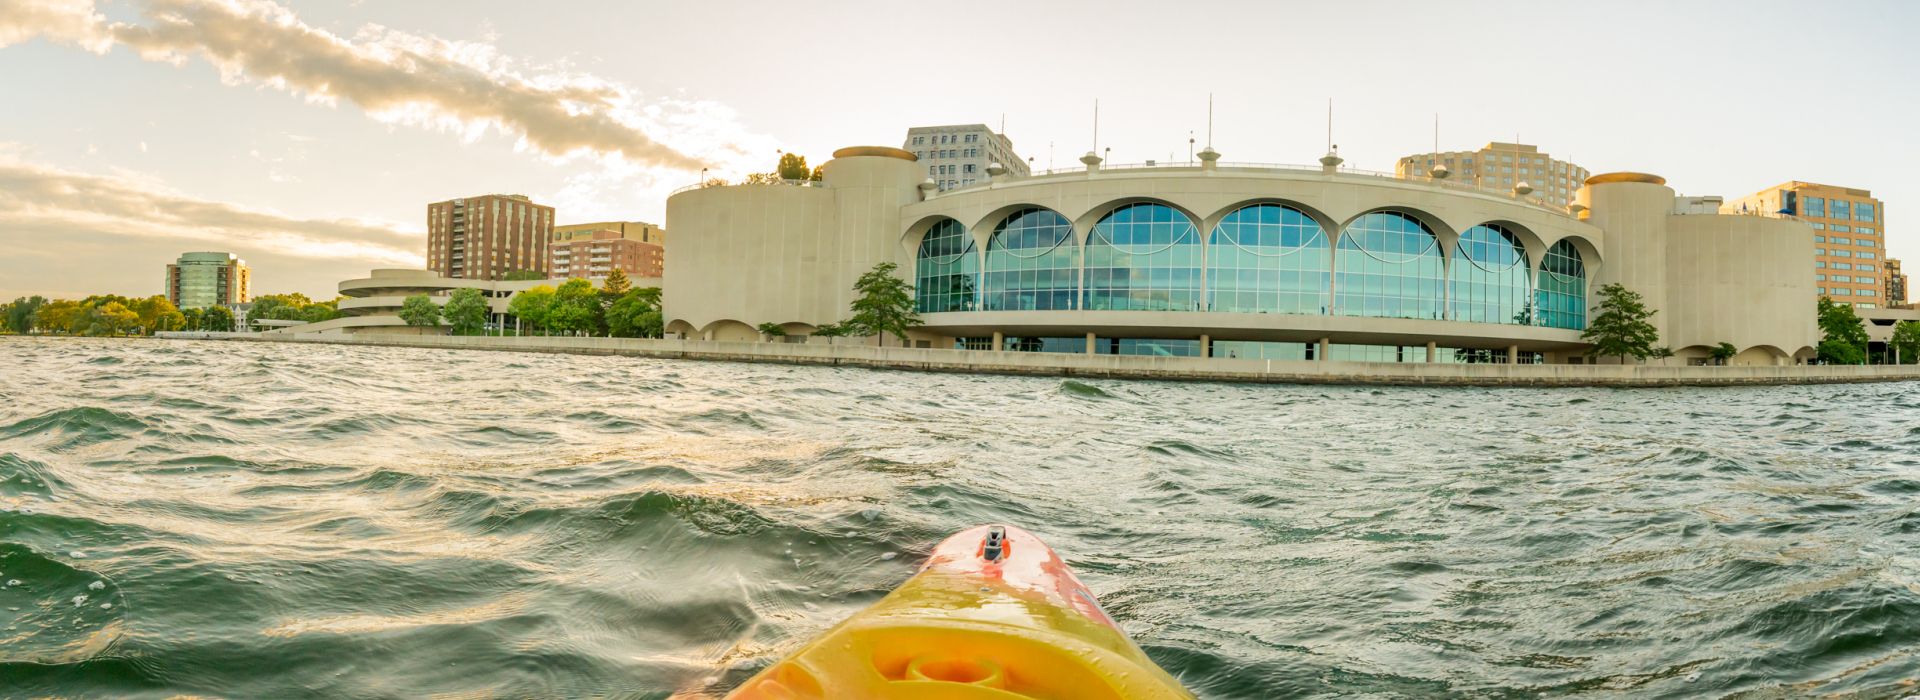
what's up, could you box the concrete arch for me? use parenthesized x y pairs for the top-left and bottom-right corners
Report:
(665, 318), (697, 339)
(1470, 219), (1548, 276)
(970, 204), (1071, 251)
(1793, 346), (1817, 364)
(900, 214), (966, 258)
(1548, 233), (1604, 272)
(776, 321), (816, 335)
(1200, 199), (1339, 239)
(1675, 344), (1717, 365)
(1073, 197), (1205, 246)
(1737, 344), (1790, 366)
(700, 319), (757, 342)
(1338, 206), (1460, 257)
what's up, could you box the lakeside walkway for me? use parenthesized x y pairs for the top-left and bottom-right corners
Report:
(150, 332), (1920, 388)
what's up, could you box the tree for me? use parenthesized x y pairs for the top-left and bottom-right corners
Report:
(1815, 296), (1868, 365)
(443, 287), (489, 335)
(34, 300), (83, 334)
(809, 165), (824, 182)
(503, 269), (547, 281)
(1709, 342), (1738, 365)
(1580, 283), (1660, 363)
(509, 285), (556, 334)
(845, 262), (923, 346)
(249, 293), (314, 321)
(812, 322), (849, 338)
(606, 287), (663, 338)
(776, 153), (810, 181)
(756, 322), (787, 338)
(133, 296), (180, 335)
(399, 294), (442, 328)
(7, 296), (45, 333)
(742, 172), (781, 184)
(1892, 320), (1920, 365)
(202, 305), (235, 332)
(601, 268), (631, 299)
(180, 307), (204, 331)
(547, 278), (604, 335)
(299, 303), (341, 324)
(88, 302), (140, 337)
(1650, 347), (1675, 365)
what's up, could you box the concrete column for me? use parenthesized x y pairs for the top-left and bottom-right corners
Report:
(991, 330), (1004, 352)
(1318, 337), (1331, 362)
(1426, 341), (1437, 363)
(1199, 334), (1211, 358)
(1085, 332), (1096, 355)
(1508, 344), (1520, 364)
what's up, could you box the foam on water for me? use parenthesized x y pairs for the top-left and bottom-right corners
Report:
(0, 336), (1917, 698)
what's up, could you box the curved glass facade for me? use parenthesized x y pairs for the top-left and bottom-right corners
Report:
(1334, 212), (1445, 320)
(914, 219), (978, 312)
(1536, 240), (1587, 330)
(1083, 203), (1202, 311)
(984, 207), (1078, 311)
(1207, 204), (1330, 315)
(1450, 224), (1532, 324)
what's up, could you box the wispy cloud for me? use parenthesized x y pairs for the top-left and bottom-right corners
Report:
(0, 0), (771, 172)
(0, 148), (421, 298)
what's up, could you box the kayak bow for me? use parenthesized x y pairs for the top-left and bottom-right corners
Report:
(727, 524), (1192, 699)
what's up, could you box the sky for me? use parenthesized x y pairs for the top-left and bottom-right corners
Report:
(2, 0), (1916, 300)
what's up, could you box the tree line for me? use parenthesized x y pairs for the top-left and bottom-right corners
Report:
(397, 269), (667, 338)
(0, 292), (347, 337)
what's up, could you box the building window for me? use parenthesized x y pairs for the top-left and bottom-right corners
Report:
(1207, 204), (1330, 315)
(1803, 196), (1826, 218)
(1083, 203), (1202, 311)
(1858, 203), (1875, 223)
(1832, 200), (1852, 220)
(1814, 236), (1826, 243)
(914, 219), (977, 313)
(1861, 252), (1877, 260)
(1832, 225), (1852, 233)
(1451, 224), (1532, 324)
(1537, 240), (1587, 330)
(1832, 237), (1852, 245)
(984, 207), (1078, 311)
(1334, 211), (1445, 320)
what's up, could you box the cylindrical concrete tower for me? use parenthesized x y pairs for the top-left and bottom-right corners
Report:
(1580, 172), (1675, 342)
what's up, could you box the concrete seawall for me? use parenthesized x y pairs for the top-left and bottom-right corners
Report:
(156, 332), (1920, 388)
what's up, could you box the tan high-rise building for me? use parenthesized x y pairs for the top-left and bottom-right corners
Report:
(1725, 182), (1885, 308)
(1396, 142), (1590, 208)
(165, 252), (250, 309)
(550, 221), (665, 280)
(904, 124), (1029, 192)
(1887, 258), (1908, 308)
(426, 194), (554, 280)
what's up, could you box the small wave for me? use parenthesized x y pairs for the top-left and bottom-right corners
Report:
(1057, 379), (1119, 399)
(0, 407), (148, 451)
(0, 542), (127, 665)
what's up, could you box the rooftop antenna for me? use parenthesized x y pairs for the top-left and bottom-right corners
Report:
(1429, 113), (1449, 180)
(1092, 99), (1100, 155)
(1207, 92), (1214, 147)
(1319, 98), (1342, 170)
(1000, 113), (1005, 135)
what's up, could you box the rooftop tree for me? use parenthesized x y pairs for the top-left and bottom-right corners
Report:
(1580, 283), (1660, 363)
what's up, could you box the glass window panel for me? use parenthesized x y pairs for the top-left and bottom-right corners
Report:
(1536, 240), (1587, 330)
(1334, 212), (1444, 320)
(984, 208), (1078, 310)
(1083, 203), (1203, 311)
(914, 219), (979, 312)
(1207, 204), (1330, 315)
(1450, 224), (1532, 324)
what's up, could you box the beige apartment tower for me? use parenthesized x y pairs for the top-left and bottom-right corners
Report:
(904, 124), (1029, 192)
(1726, 182), (1885, 308)
(550, 221), (666, 279)
(426, 194), (555, 280)
(1396, 142), (1590, 208)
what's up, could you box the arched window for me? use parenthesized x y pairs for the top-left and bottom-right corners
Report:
(914, 219), (977, 312)
(1537, 240), (1587, 330)
(1450, 224), (1531, 324)
(1084, 203), (1201, 311)
(984, 207), (1077, 311)
(1207, 204), (1330, 315)
(1334, 212), (1444, 319)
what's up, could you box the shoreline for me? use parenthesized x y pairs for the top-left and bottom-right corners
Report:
(127, 332), (1920, 388)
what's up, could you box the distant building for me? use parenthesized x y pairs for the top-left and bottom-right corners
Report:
(1888, 258), (1908, 308)
(1725, 182), (1884, 308)
(904, 124), (1028, 191)
(166, 252), (250, 309)
(550, 221), (666, 279)
(426, 194), (555, 280)
(1395, 142), (1591, 208)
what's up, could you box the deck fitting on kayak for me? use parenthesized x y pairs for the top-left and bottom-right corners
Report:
(982, 525), (1007, 562)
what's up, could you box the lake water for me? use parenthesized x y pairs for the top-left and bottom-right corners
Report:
(2, 336), (1918, 698)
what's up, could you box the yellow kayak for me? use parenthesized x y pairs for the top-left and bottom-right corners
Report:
(727, 524), (1193, 699)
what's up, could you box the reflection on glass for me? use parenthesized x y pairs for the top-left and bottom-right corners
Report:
(984, 208), (1077, 311)
(1450, 224), (1532, 324)
(1084, 203), (1201, 311)
(915, 219), (977, 312)
(1207, 204), (1330, 315)
(1334, 212), (1445, 320)
(1536, 240), (1587, 330)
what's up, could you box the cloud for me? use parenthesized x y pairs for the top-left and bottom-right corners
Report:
(0, 0), (763, 171)
(0, 150), (421, 299)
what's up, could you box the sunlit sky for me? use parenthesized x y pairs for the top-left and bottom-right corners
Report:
(3, 0), (1916, 299)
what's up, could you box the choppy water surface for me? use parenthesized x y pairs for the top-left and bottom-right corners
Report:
(3, 337), (1919, 698)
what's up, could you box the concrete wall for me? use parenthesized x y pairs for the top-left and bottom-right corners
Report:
(192, 333), (1920, 387)
(1664, 214), (1818, 362)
